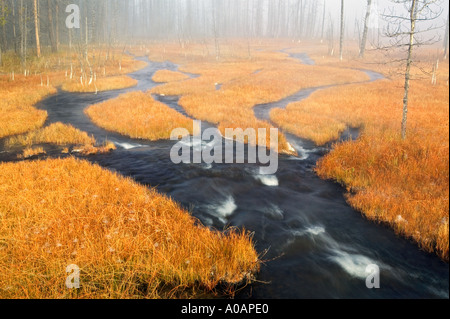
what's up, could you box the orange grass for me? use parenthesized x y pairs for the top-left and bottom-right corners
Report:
(85, 91), (194, 141)
(0, 76), (56, 138)
(79, 141), (117, 156)
(19, 147), (46, 159)
(5, 122), (117, 157)
(6, 122), (96, 148)
(150, 52), (368, 154)
(0, 158), (259, 298)
(152, 70), (190, 83)
(0, 48), (148, 79)
(61, 75), (138, 93)
(273, 74), (449, 260)
(317, 131), (449, 261)
(1, 48), (147, 139)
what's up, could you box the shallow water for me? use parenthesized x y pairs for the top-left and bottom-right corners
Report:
(1, 53), (448, 299)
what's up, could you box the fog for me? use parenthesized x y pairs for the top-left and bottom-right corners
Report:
(1, 0), (448, 54)
(120, 0), (449, 40)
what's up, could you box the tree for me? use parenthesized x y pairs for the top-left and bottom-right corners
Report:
(360, 0), (373, 58)
(47, 0), (57, 53)
(444, 7), (449, 58)
(321, 0), (326, 41)
(400, 0), (417, 140)
(19, 0), (27, 67)
(0, 0), (8, 66)
(382, 0), (444, 139)
(212, 0), (220, 60)
(339, 0), (345, 61)
(33, 0), (40, 58)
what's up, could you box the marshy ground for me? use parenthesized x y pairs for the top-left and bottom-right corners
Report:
(0, 40), (448, 299)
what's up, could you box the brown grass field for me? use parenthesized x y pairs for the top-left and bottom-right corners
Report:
(0, 158), (259, 298)
(85, 91), (194, 141)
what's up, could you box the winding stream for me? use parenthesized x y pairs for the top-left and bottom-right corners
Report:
(1, 53), (448, 299)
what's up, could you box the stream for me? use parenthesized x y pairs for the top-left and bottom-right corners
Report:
(1, 53), (448, 299)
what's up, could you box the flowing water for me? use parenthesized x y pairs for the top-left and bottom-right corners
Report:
(1, 53), (448, 299)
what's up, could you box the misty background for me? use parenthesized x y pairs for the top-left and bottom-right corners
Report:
(0, 0), (448, 56)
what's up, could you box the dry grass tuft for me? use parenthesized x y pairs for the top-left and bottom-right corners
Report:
(5, 122), (117, 157)
(0, 76), (56, 139)
(19, 147), (46, 159)
(85, 91), (194, 141)
(0, 158), (260, 299)
(152, 70), (190, 83)
(79, 141), (117, 156)
(6, 122), (96, 148)
(61, 75), (138, 93)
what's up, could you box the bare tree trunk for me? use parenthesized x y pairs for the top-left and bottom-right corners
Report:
(33, 0), (41, 58)
(321, 0), (326, 41)
(360, 0), (372, 58)
(47, 0), (57, 52)
(18, 1), (28, 69)
(12, 0), (17, 53)
(20, 0), (25, 66)
(212, 0), (220, 60)
(69, 27), (72, 50)
(339, 0), (345, 61)
(402, 0), (417, 140)
(24, 4), (27, 67)
(328, 14), (335, 56)
(0, 0), (6, 64)
(55, 0), (59, 51)
(444, 7), (449, 59)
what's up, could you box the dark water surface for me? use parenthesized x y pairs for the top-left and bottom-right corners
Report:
(1, 54), (448, 299)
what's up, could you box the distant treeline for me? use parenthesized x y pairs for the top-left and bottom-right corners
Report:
(0, 0), (334, 54)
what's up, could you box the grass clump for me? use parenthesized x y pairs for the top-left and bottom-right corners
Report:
(19, 147), (46, 159)
(152, 70), (190, 83)
(85, 91), (194, 141)
(0, 76), (56, 139)
(61, 75), (138, 93)
(0, 158), (260, 299)
(317, 131), (449, 261)
(6, 122), (96, 148)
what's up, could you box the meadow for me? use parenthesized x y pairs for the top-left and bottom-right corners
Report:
(0, 75), (55, 139)
(270, 44), (449, 261)
(0, 158), (259, 298)
(148, 42), (369, 154)
(4, 122), (116, 158)
(0, 48), (147, 139)
(0, 39), (448, 301)
(85, 91), (194, 141)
